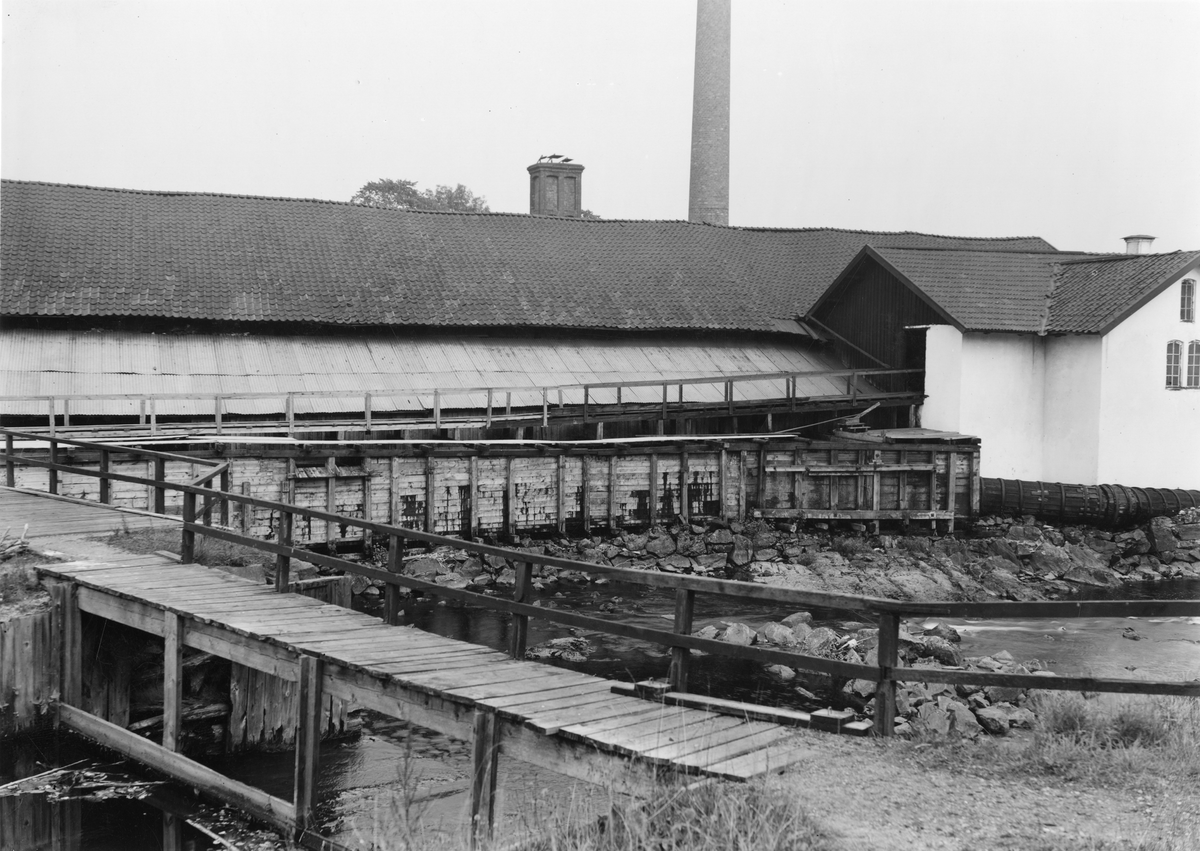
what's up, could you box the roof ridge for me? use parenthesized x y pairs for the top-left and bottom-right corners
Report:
(1057, 249), (1200, 266)
(0, 178), (1052, 240)
(873, 245), (1091, 257)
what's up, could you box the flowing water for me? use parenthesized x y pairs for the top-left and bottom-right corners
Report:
(7, 578), (1197, 849)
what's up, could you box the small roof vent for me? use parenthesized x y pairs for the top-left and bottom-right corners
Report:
(1122, 234), (1156, 255)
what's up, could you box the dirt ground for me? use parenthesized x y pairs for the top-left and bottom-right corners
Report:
(773, 727), (1199, 851)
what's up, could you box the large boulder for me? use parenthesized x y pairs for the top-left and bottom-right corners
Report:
(1147, 519), (1178, 557)
(801, 627), (839, 657)
(974, 706), (1010, 735)
(720, 622), (757, 646)
(525, 637), (594, 663)
(729, 535), (753, 567)
(404, 557), (445, 577)
(646, 535), (676, 557)
(757, 622), (801, 647)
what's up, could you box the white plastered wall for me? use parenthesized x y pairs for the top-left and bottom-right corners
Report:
(1095, 270), (1200, 488)
(1042, 335), (1103, 484)
(920, 326), (1046, 479)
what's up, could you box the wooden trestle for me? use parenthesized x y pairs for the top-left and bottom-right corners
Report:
(28, 527), (813, 843)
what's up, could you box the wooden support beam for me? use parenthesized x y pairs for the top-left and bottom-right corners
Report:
(154, 457), (166, 514)
(580, 457), (591, 533)
(163, 612), (183, 751)
(60, 583), (81, 716)
(738, 450), (747, 522)
(679, 451), (690, 523)
(385, 534), (403, 626)
(556, 455), (566, 534)
(181, 491), (196, 564)
(364, 392), (372, 431)
(755, 446), (766, 512)
(4, 433), (14, 487)
(219, 466), (231, 527)
(469, 456), (479, 538)
(99, 450), (111, 504)
(607, 456), (617, 532)
(509, 562), (532, 659)
(325, 457), (337, 543)
(469, 709), (501, 849)
(542, 388), (549, 427)
(285, 394), (295, 437)
(293, 655), (323, 833)
(874, 613), (900, 737)
(667, 589), (695, 693)
(48, 439), (59, 495)
(48, 397), (56, 436)
(946, 451), (959, 531)
(425, 456), (436, 534)
(505, 457), (516, 541)
(648, 453), (659, 527)
(274, 510), (293, 592)
(214, 396), (223, 434)
(718, 448), (728, 521)
(433, 389), (441, 430)
(149, 397), (158, 435)
(486, 388), (493, 427)
(240, 482), (251, 534)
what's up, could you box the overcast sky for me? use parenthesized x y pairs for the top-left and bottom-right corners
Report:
(3, 0), (1198, 252)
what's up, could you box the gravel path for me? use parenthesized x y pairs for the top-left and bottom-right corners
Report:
(776, 728), (1199, 850)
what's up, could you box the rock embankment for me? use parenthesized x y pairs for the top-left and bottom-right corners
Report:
(381, 510), (1200, 604)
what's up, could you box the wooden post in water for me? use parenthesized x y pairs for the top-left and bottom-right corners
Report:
(293, 655), (323, 833)
(180, 491), (196, 564)
(163, 612), (183, 751)
(874, 612), (900, 737)
(274, 510), (293, 592)
(509, 562), (532, 659)
(99, 449), (111, 505)
(667, 589), (695, 693)
(385, 533), (404, 626)
(469, 708), (501, 849)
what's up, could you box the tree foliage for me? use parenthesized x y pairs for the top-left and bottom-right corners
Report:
(351, 178), (491, 213)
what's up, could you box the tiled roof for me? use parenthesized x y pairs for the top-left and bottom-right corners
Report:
(1046, 251), (1200, 333)
(0, 179), (1054, 334)
(862, 246), (1200, 333)
(864, 247), (1084, 332)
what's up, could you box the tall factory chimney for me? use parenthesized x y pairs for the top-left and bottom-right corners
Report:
(688, 0), (731, 226)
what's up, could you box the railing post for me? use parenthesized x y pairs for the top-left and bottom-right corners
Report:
(219, 466), (231, 526)
(385, 533), (405, 626)
(286, 393), (295, 437)
(181, 490), (196, 564)
(509, 561), (532, 659)
(434, 389), (441, 430)
(668, 589), (695, 693)
(203, 479), (214, 527)
(874, 612), (900, 737)
(275, 510), (293, 592)
(293, 654), (323, 834)
(214, 396), (223, 434)
(542, 388), (549, 427)
(582, 386), (589, 424)
(364, 392), (372, 431)
(48, 397), (56, 436)
(5, 433), (15, 487)
(154, 457), (166, 514)
(99, 449), (111, 504)
(48, 439), (59, 495)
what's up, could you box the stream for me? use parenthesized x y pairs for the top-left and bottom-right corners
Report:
(5, 577), (1197, 849)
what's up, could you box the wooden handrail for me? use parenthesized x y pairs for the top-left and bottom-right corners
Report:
(0, 428), (223, 466)
(6, 435), (1198, 738)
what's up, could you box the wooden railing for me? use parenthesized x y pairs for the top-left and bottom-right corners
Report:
(1, 367), (924, 436)
(4, 428), (1197, 739)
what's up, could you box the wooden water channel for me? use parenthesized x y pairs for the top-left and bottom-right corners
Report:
(3, 429), (1199, 848)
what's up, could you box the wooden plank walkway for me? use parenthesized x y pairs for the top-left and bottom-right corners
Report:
(1, 486), (177, 543)
(36, 556), (814, 781)
(3, 485), (816, 802)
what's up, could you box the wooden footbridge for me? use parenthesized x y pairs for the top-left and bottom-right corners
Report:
(3, 429), (1199, 849)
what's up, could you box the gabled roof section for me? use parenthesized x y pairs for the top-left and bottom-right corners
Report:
(1046, 251), (1200, 334)
(0, 179), (1055, 334)
(859, 246), (1091, 332)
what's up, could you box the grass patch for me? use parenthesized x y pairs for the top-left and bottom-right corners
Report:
(104, 526), (268, 568)
(356, 777), (837, 851)
(900, 693), (1200, 788)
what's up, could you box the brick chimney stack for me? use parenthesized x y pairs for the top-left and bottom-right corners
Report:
(528, 159), (584, 218)
(688, 0), (731, 226)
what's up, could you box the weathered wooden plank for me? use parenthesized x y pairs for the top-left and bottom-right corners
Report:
(480, 680), (612, 713)
(701, 738), (813, 780)
(469, 709), (500, 848)
(522, 697), (661, 735)
(655, 691), (812, 728)
(673, 726), (795, 770)
(59, 704), (295, 831)
(162, 612), (183, 751)
(293, 655), (323, 831)
(633, 716), (760, 761)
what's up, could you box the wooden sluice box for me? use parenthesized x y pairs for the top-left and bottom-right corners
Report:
(753, 428), (980, 530)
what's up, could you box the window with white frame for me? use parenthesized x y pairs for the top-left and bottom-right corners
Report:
(1183, 279), (1196, 322)
(1166, 340), (1182, 387)
(1188, 340), (1200, 388)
